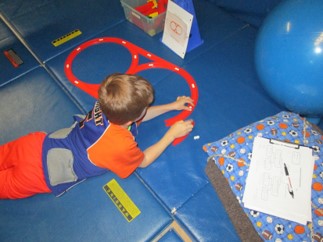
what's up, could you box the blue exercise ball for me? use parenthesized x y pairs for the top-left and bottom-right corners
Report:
(255, 0), (323, 122)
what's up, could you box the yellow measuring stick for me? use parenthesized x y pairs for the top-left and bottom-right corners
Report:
(103, 179), (141, 222)
(52, 29), (82, 47)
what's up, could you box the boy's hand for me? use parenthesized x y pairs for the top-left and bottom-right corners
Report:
(172, 96), (194, 111)
(167, 119), (194, 139)
(142, 96), (194, 122)
(140, 119), (194, 168)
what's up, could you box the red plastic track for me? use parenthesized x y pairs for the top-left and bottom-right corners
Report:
(65, 37), (198, 145)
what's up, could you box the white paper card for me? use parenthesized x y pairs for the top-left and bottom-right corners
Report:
(243, 136), (315, 225)
(161, 0), (193, 58)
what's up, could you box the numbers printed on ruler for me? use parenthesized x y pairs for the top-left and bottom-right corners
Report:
(103, 179), (141, 222)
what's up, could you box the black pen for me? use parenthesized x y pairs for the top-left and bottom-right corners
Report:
(284, 163), (294, 198)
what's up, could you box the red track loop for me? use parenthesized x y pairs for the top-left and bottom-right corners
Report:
(64, 37), (199, 145)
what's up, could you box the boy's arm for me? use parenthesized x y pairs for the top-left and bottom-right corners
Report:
(138, 119), (194, 168)
(142, 96), (194, 122)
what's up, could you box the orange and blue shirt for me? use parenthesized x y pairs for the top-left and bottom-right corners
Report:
(42, 101), (144, 196)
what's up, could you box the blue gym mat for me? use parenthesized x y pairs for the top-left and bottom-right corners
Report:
(0, 67), (82, 144)
(0, 19), (39, 86)
(0, 0), (125, 62)
(0, 172), (174, 242)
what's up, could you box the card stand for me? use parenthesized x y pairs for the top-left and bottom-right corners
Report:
(173, 0), (203, 52)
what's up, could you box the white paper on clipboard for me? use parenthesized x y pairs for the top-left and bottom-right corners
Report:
(243, 136), (315, 225)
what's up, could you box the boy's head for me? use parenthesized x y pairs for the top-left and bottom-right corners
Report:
(98, 73), (154, 125)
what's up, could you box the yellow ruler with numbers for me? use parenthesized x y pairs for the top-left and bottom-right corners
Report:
(52, 29), (82, 47)
(103, 179), (141, 222)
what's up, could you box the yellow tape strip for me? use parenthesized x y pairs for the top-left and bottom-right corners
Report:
(103, 179), (141, 222)
(51, 29), (82, 47)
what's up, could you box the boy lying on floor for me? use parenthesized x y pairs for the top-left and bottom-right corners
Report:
(0, 73), (194, 199)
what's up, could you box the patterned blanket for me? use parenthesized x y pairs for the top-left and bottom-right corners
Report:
(204, 112), (323, 241)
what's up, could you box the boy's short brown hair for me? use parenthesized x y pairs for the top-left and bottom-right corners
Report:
(98, 73), (154, 124)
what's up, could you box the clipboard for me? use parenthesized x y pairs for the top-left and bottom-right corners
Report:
(269, 138), (312, 150)
(242, 136), (315, 225)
